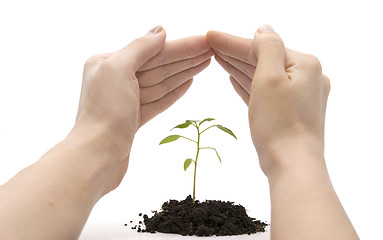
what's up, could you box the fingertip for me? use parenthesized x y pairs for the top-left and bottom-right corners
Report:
(205, 57), (212, 65)
(148, 25), (166, 35)
(149, 25), (163, 34)
(162, 27), (167, 39)
(198, 34), (212, 50)
(206, 30), (215, 40)
(229, 76), (236, 87)
(255, 24), (276, 35)
(184, 35), (211, 53)
(252, 25), (285, 73)
(178, 78), (193, 95)
(206, 30), (218, 38)
(199, 58), (212, 70)
(157, 27), (167, 42)
(186, 78), (193, 86)
(207, 48), (215, 57)
(146, 26), (167, 46)
(206, 30), (222, 48)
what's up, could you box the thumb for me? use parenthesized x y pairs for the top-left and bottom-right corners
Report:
(253, 25), (286, 81)
(117, 25), (166, 71)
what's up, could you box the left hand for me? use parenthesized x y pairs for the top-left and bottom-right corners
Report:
(207, 29), (330, 176)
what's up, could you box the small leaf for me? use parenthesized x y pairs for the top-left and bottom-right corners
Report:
(171, 121), (191, 130)
(216, 125), (237, 140)
(199, 118), (215, 126)
(184, 158), (193, 171)
(214, 149), (222, 163)
(159, 135), (182, 145)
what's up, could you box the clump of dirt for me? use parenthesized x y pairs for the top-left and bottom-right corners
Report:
(139, 195), (267, 236)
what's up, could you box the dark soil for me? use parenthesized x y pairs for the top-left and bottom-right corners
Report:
(138, 195), (267, 236)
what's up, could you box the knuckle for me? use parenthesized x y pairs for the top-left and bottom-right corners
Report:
(301, 54), (322, 73)
(322, 74), (331, 94)
(84, 55), (99, 69)
(96, 60), (115, 74)
(96, 58), (136, 80)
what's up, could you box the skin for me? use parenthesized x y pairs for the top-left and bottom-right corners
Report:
(0, 25), (359, 240)
(207, 25), (359, 240)
(0, 26), (213, 240)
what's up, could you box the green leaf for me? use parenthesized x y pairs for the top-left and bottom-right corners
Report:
(199, 118), (215, 126)
(184, 158), (193, 171)
(216, 125), (237, 140)
(159, 135), (182, 145)
(214, 149), (222, 163)
(171, 121), (191, 130)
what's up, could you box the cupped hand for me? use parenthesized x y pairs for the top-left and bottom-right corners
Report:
(207, 26), (330, 175)
(206, 30), (257, 105)
(75, 26), (212, 154)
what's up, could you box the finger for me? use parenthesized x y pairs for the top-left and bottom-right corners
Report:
(216, 52), (255, 79)
(137, 50), (214, 87)
(112, 26), (167, 71)
(253, 25), (286, 82)
(207, 31), (257, 66)
(139, 35), (211, 71)
(230, 76), (250, 106)
(214, 54), (252, 94)
(140, 59), (211, 104)
(140, 79), (193, 126)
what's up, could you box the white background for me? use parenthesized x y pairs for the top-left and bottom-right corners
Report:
(0, 1), (382, 239)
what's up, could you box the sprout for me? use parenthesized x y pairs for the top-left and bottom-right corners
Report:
(160, 118), (237, 203)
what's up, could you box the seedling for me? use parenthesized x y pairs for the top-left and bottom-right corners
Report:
(159, 118), (237, 203)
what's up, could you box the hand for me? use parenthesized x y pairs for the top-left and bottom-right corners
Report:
(75, 26), (212, 155)
(207, 26), (330, 176)
(0, 28), (214, 240)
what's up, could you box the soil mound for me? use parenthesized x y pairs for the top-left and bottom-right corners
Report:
(141, 195), (267, 236)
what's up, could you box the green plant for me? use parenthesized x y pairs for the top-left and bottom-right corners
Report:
(159, 118), (237, 203)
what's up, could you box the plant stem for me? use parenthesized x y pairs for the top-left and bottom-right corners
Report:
(200, 125), (218, 135)
(179, 136), (198, 144)
(200, 147), (215, 150)
(193, 125), (200, 204)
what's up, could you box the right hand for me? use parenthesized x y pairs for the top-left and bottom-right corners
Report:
(75, 26), (212, 154)
(73, 26), (212, 192)
(207, 25), (330, 175)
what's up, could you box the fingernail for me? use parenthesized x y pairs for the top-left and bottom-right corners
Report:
(149, 25), (163, 34)
(258, 25), (275, 34)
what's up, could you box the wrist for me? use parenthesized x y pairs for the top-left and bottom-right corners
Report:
(63, 120), (134, 195)
(71, 116), (135, 158)
(257, 135), (326, 179)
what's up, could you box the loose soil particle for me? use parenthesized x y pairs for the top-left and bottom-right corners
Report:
(140, 195), (267, 236)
